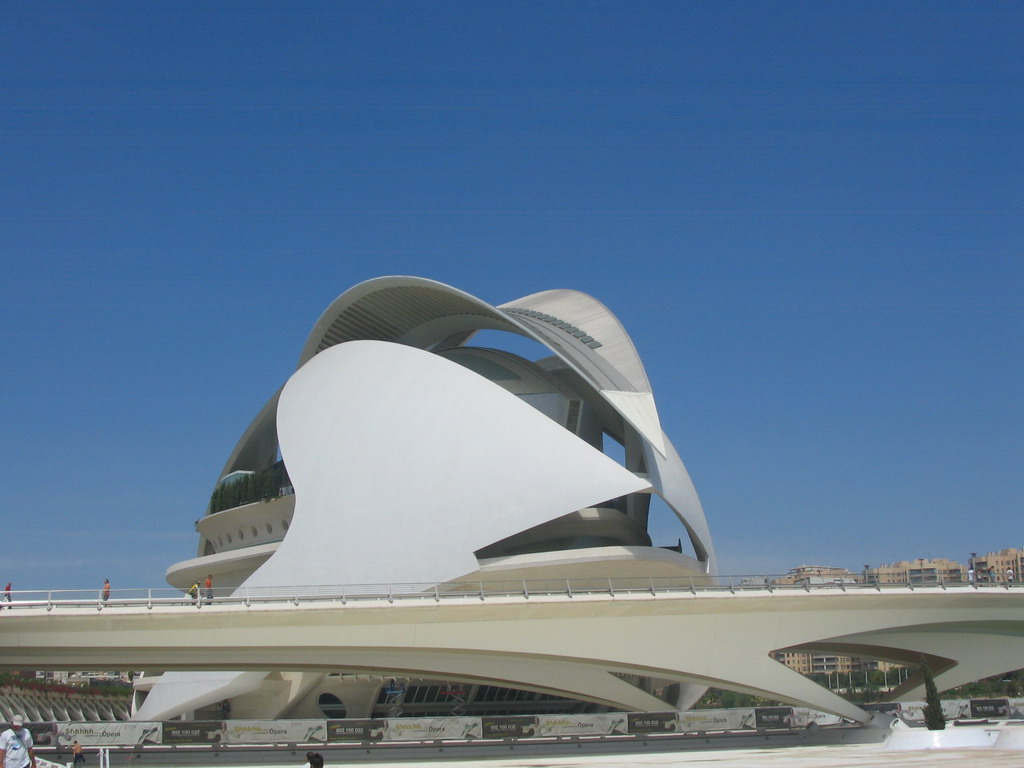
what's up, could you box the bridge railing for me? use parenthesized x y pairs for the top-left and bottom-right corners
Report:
(1, 574), (1018, 612)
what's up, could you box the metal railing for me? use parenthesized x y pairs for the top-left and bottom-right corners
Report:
(1, 575), (1018, 613)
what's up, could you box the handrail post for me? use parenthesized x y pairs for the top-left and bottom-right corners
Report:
(766, 576), (773, 594)
(690, 576), (696, 595)
(649, 577), (655, 596)
(608, 578), (614, 597)
(147, 589), (152, 610)
(479, 581), (485, 601)
(388, 584), (394, 604)
(729, 576), (735, 594)
(433, 584), (439, 603)
(566, 579), (573, 598)
(522, 580), (529, 600)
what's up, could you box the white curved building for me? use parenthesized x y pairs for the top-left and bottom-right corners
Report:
(141, 276), (715, 720)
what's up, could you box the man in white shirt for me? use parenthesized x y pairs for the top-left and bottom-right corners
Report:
(0, 716), (36, 768)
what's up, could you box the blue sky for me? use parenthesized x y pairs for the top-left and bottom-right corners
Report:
(1, 2), (1020, 589)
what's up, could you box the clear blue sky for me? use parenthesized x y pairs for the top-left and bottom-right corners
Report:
(2, 2), (1020, 589)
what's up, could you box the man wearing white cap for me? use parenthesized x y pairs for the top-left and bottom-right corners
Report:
(0, 716), (36, 768)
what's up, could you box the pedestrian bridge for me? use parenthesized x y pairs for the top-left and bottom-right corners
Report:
(1, 578), (1022, 724)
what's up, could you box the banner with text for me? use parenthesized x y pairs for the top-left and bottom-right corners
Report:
(223, 719), (326, 744)
(480, 716), (539, 739)
(55, 722), (162, 747)
(534, 713), (628, 737)
(22, 723), (55, 746)
(679, 708), (752, 732)
(326, 719), (387, 742)
(161, 721), (226, 744)
(898, 700), (971, 722)
(791, 708), (845, 727)
(626, 712), (681, 734)
(382, 717), (481, 741)
(860, 703), (899, 716)
(969, 698), (1015, 719)
(753, 707), (797, 729)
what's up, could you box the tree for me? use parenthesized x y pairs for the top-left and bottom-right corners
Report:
(920, 659), (945, 730)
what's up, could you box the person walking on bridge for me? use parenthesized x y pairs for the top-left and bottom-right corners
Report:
(0, 715), (37, 768)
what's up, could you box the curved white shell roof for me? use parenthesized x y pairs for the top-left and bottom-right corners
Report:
(499, 288), (652, 394)
(299, 276), (669, 455)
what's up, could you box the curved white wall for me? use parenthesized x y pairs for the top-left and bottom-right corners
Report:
(248, 341), (652, 589)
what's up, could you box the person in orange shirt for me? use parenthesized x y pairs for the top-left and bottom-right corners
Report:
(204, 574), (213, 601)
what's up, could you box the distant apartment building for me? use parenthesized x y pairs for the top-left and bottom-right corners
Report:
(867, 558), (964, 585)
(772, 565), (860, 587)
(770, 651), (897, 676)
(971, 547), (1022, 583)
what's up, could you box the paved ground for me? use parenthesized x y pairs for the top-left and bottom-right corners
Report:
(243, 743), (1023, 768)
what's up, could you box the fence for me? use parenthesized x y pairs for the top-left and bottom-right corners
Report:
(22, 698), (1024, 747)
(3, 575), (1019, 613)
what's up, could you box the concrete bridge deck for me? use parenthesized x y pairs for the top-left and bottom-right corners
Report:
(2, 579), (1022, 724)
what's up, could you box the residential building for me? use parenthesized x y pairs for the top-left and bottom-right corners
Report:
(868, 558), (964, 585)
(772, 565), (859, 587)
(971, 548), (1023, 583)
